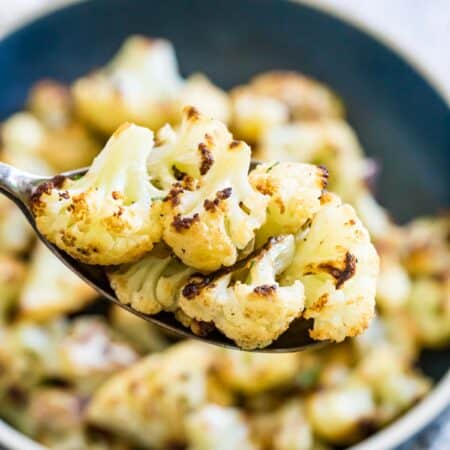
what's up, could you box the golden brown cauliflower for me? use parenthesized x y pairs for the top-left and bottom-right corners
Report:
(73, 36), (230, 134)
(32, 123), (163, 265)
(148, 107), (267, 271)
(281, 195), (379, 342)
(19, 242), (97, 321)
(179, 235), (305, 349)
(249, 161), (328, 246)
(107, 244), (195, 314)
(87, 341), (232, 448)
(186, 404), (257, 450)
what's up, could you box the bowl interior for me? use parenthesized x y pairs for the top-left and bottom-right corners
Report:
(0, 0), (448, 382)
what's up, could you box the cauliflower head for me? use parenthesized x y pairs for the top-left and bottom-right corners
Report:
(179, 235), (305, 349)
(31, 123), (163, 265)
(87, 341), (231, 448)
(148, 106), (268, 271)
(249, 161), (328, 246)
(107, 244), (195, 314)
(281, 196), (379, 342)
(186, 405), (257, 450)
(73, 36), (183, 134)
(19, 242), (97, 321)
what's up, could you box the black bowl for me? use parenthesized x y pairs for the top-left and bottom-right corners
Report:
(0, 0), (448, 446)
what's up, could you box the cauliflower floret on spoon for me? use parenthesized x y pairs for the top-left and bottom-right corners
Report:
(179, 234), (305, 349)
(249, 161), (328, 246)
(32, 123), (163, 265)
(148, 106), (268, 271)
(107, 244), (195, 314)
(281, 195), (379, 342)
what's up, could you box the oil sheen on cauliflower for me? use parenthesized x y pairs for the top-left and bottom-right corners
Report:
(31, 123), (163, 265)
(179, 235), (305, 349)
(148, 106), (268, 271)
(281, 195), (379, 342)
(249, 161), (328, 246)
(107, 244), (195, 314)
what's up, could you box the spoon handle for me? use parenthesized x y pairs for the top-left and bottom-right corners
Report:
(0, 162), (44, 205)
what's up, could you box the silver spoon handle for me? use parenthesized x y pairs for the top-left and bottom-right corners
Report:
(0, 161), (42, 205)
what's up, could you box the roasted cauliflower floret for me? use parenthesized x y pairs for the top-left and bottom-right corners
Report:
(259, 119), (368, 203)
(179, 235), (304, 349)
(107, 244), (195, 314)
(0, 112), (53, 175)
(356, 345), (430, 424)
(306, 381), (376, 445)
(73, 36), (183, 134)
(214, 349), (300, 394)
(249, 161), (328, 246)
(281, 196), (379, 342)
(0, 254), (26, 323)
(19, 242), (97, 321)
(186, 404), (256, 450)
(230, 71), (343, 142)
(87, 341), (231, 448)
(148, 107), (267, 270)
(405, 276), (450, 348)
(402, 216), (449, 277)
(73, 36), (230, 135)
(32, 123), (163, 265)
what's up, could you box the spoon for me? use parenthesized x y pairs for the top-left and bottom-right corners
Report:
(0, 161), (324, 353)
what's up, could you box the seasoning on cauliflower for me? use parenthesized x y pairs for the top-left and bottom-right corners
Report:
(281, 195), (379, 342)
(148, 106), (268, 271)
(249, 161), (328, 246)
(179, 235), (305, 349)
(107, 244), (195, 314)
(31, 122), (163, 265)
(87, 341), (232, 448)
(186, 404), (257, 450)
(73, 36), (230, 135)
(0, 254), (26, 323)
(19, 242), (97, 321)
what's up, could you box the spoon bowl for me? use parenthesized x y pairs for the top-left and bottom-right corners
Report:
(0, 161), (323, 352)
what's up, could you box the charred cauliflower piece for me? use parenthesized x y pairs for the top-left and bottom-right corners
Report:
(73, 36), (230, 135)
(148, 107), (267, 271)
(281, 196), (379, 342)
(107, 244), (195, 314)
(249, 161), (328, 246)
(186, 404), (257, 450)
(32, 123), (163, 265)
(87, 341), (231, 448)
(19, 242), (97, 321)
(179, 235), (304, 349)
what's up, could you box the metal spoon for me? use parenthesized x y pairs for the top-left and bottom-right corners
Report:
(0, 161), (323, 353)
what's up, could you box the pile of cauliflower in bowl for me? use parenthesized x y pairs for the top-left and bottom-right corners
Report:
(0, 35), (448, 449)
